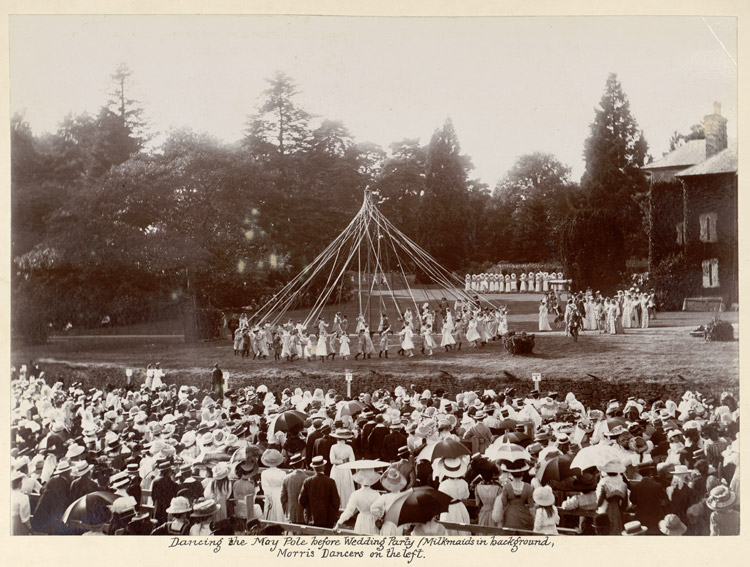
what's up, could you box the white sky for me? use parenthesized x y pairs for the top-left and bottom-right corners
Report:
(10, 15), (737, 187)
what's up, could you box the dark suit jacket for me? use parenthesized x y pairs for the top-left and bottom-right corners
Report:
(70, 475), (99, 502)
(313, 437), (336, 476)
(306, 429), (325, 466)
(367, 425), (389, 462)
(630, 477), (668, 533)
(382, 431), (408, 462)
(281, 470), (312, 523)
(32, 474), (74, 534)
(298, 472), (340, 528)
(151, 475), (178, 524)
(360, 421), (377, 458)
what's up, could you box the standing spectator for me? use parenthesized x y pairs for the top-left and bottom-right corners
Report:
(32, 460), (75, 534)
(280, 453), (309, 523)
(298, 456), (340, 528)
(151, 459), (178, 525)
(11, 471), (32, 535)
(70, 461), (99, 501)
(707, 486), (740, 535)
(211, 363), (224, 400)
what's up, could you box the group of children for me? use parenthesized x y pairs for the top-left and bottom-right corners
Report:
(232, 299), (511, 362)
(465, 271), (565, 294)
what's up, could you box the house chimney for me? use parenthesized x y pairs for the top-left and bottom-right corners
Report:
(704, 101), (728, 158)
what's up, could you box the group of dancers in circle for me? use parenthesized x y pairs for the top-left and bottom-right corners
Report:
(465, 271), (565, 294)
(538, 289), (657, 340)
(232, 299), (511, 362)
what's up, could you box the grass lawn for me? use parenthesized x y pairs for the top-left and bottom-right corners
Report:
(14, 290), (738, 402)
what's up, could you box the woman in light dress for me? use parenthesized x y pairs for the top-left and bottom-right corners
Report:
(441, 318), (456, 351)
(421, 323), (436, 356)
(316, 329), (328, 361)
(434, 457), (471, 535)
(520, 273), (528, 293)
(465, 317), (481, 346)
(260, 449), (287, 522)
(622, 295), (633, 328)
(371, 467), (409, 535)
(472, 458), (501, 527)
(334, 468), (383, 535)
(339, 332), (350, 359)
(399, 323), (415, 357)
(532, 486), (560, 535)
(538, 299), (552, 331)
(510, 273), (518, 292)
(329, 429), (356, 507)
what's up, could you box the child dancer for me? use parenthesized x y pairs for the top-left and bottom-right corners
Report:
(339, 332), (351, 360)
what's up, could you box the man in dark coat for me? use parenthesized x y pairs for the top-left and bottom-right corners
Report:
(305, 418), (325, 467)
(32, 461), (76, 534)
(298, 457), (340, 528)
(312, 426), (335, 476)
(366, 415), (389, 462)
(359, 412), (378, 458)
(280, 453), (311, 523)
(69, 461), (99, 501)
(211, 363), (224, 399)
(150, 460), (178, 525)
(381, 421), (408, 462)
(629, 463), (668, 534)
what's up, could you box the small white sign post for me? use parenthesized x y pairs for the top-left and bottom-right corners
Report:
(532, 372), (542, 391)
(125, 368), (133, 386)
(345, 370), (353, 398)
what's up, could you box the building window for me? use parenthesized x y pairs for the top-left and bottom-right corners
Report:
(676, 222), (685, 245)
(699, 212), (718, 243)
(702, 258), (720, 288)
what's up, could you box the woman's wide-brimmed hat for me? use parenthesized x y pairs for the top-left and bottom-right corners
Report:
(670, 464), (692, 476)
(191, 498), (219, 518)
(110, 496), (138, 515)
(211, 462), (230, 481)
(622, 521), (648, 535)
(533, 485), (555, 507)
(330, 428), (354, 440)
(706, 485), (737, 511)
(381, 467), (408, 492)
(166, 496), (193, 515)
(261, 448), (284, 468)
(352, 468), (382, 487)
(500, 460), (531, 474)
(659, 514), (687, 535)
(434, 456), (469, 478)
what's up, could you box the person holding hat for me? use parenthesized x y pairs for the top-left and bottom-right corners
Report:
(260, 449), (286, 522)
(706, 485), (739, 535)
(493, 460), (534, 532)
(189, 498), (219, 535)
(329, 429), (355, 507)
(595, 459), (630, 535)
(371, 466), (409, 535)
(334, 466), (383, 534)
(280, 453), (310, 524)
(299, 456), (340, 528)
(532, 486), (559, 535)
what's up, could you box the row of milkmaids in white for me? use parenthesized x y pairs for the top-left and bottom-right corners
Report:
(465, 272), (566, 293)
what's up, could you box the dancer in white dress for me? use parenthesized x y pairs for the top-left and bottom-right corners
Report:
(329, 429), (355, 507)
(538, 299), (552, 331)
(399, 324), (415, 357)
(334, 468), (382, 535)
(421, 323), (436, 356)
(466, 317), (481, 346)
(520, 273), (528, 293)
(339, 333), (350, 359)
(316, 330), (328, 361)
(441, 319), (456, 351)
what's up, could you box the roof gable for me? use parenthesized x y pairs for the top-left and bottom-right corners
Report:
(641, 139), (705, 171)
(676, 142), (737, 177)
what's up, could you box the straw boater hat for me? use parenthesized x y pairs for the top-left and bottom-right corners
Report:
(261, 449), (284, 468)
(110, 470), (131, 489)
(287, 453), (305, 468)
(70, 461), (94, 477)
(659, 514), (687, 536)
(706, 486), (737, 511)
(381, 467), (408, 493)
(622, 521), (648, 535)
(352, 468), (382, 487)
(330, 428), (354, 440)
(166, 496), (193, 515)
(533, 485), (555, 507)
(310, 456), (327, 471)
(670, 465), (692, 476)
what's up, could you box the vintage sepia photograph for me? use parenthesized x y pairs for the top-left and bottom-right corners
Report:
(6, 6), (741, 555)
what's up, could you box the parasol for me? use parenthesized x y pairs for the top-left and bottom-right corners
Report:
(383, 487), (453, 526)
(61, 491), (117, 529)
(536, 453), (577, 483)
(268, 410), (308, 436)
(485, 440), (532, 463)
(570, 443), (626, 472)
(416, 438), (471, 462)
(336, 400), (366, 418)
(337, 459), (390, 470)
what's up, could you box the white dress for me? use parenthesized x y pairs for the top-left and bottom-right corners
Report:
(441, 321), (456, 346)
(371, 491), (406, 536)
(539, 303), (552, 331)
(400, 326), (414, 350)
(466, 319), (480, 343)
(338, 487), (380, 535)
(260, 466), (287, 522)
(438, 478), (471, 535)
(339, 335), (350, 356)
(329, 442), (355, 507)
(316, 333), (328, 357)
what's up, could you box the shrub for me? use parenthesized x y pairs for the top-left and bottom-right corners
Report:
(703, 317), (734, 342)
(502, 331), (535, 355)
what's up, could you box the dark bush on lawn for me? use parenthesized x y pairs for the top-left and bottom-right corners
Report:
(703, 318), (735, 342)
(502, 331), (535, 355)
